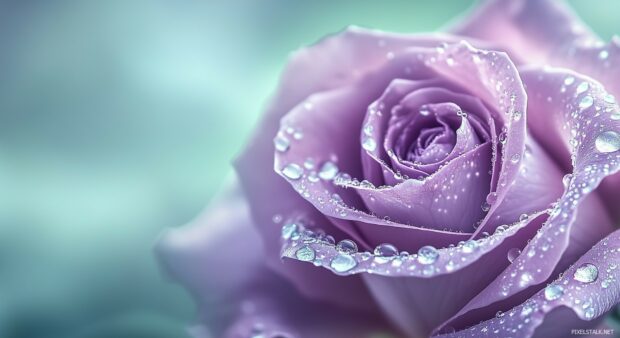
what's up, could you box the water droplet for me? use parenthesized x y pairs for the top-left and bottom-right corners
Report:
(362, 137), (377, 152)
(584, 306), (595, 320)
(303, 158), (315, 169)
(579, 95), (593, 110)
(573, 263), (598, 283)
(336, 239), (358, 254)
(481, 201), (491, 212)
(513, 111), (522, 121)
(374, 243), (398, 257)
(419, 108), (430, 116)
(564, 76), (575, 86)
(562, 173), (573, 188)
(498, 131), (508, 144)
(510, 153), (521, 164)
(507, 248), (521, 263)
(576, 82), (589, 95)
(318, 161), (339, 180)
(519, 213), (529, 222)
(595, 131), (620, 153)
(282, 163), (304, 180)
(295, 245), (315, 262)
(519, 272), (533, 287)
(330, 254), (357, 273)
(417, 245), (439, 265)
(599, 50), (609, 60)
(274, 134), (290, 152)
(521, 305), (534, 317)
(363, 123), (374, 136)
(604, 94), (616, 104)
(462, 240), (478, 253)
(281, 222), (297, 239)
(544, 284), (564, 301)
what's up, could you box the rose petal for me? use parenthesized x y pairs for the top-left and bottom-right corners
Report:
(546, 37), (620, 221)
(449, 0), (600, 64)
(435, 229), (620, 338)
(438, 67), (618, 330)
(281, 210), (548, 337)
(234, 27), (468, 304)
(157, 178), (389, 337)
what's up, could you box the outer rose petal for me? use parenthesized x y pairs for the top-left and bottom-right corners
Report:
(436, 229), (620, 338)
(546, 38), (620, 221)
(156, 177), (394, 338)
(449, 0), (599, 64)
(438, 67), (618, 331)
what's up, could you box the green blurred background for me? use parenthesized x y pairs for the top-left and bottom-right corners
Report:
(0, 1), (617, 337)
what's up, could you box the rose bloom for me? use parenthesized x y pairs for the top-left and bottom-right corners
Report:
(157, 1), (620, 337)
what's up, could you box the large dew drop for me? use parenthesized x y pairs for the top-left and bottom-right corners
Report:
(318, 161), (339, 180)
(595, 131), (620, 153)
(274, 134), (290, 152)
(336, 239), (358, 254)
(282, 163), (304, 180)
(573, 263), (598, 283)
(295, 245), (315, 262)
(330, 254), (357, 273)
(578, 95), (593, 110)
(374, 243), (398, 257)
(362, 137), (377, 152)
(544, 284), (564, 301)
(417, 245), (439, 265)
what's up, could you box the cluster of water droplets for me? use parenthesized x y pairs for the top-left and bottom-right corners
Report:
(441, 233), (620, 337)
(485, 69), (620, 305)
(279, 211), (537, 277)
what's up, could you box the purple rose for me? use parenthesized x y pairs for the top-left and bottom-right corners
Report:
(157, 1), (620, 337)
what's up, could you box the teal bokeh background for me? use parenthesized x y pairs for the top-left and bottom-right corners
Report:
(0, 1), (617, 337)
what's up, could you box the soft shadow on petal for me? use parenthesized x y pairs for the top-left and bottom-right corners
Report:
(156, 176), (390, 337)
(435, 229), (620, 338)
(448, 0), (600, 64)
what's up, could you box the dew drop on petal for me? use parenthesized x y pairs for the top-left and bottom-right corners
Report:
(282, 163), (304, 180)
(599, 50), (609, 60)
(519, 272), (533, 287)
(604, 94), (616, 104)
(374, 243), (398, 257)
(521, 305), (534, 317)
(564, 76), (575, 86)
(281, 222), (297, 239)
(576, 82), (589, 94)
(573, 263), (598, 283)
(318, 161), (339, 180)
(544, 284), (564, 301)
(562, 173), (573, 188)
(362, 137), (377, 151)
(417, 245), (439, 265)
(274, 134), (290, 152)
(295, 245), (315, 262)
(584, 307), (595, 320)
(330, 254), (357, 273)
(507, 248), (521, 263)
(579, 95), (593, 110)
(336, 239), (358, 254)
(461, 240), (478, 253)
(595, 131), (620, 153)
